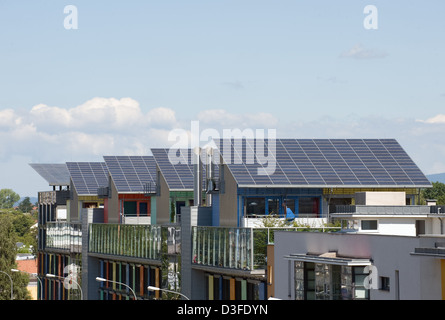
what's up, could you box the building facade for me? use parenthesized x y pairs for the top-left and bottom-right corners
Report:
(31, 138), (439, 300)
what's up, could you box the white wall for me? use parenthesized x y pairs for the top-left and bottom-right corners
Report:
(355, 192), (406, 205)
(273, 232), (445, 300)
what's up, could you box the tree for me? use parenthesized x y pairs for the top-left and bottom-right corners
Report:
(18, 197), (33, 213)
(0, 189), (20, 209)
(0, 215), (31, 300)
(421, 182), (445, 205)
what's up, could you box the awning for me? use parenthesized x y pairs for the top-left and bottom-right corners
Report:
(285, 252), (372, 266)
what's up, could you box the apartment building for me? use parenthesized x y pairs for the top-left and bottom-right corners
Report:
(31, 138), (436, 300)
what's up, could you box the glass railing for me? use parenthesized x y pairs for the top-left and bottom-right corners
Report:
(89, 224), (162, 260)
(46, 222), (82, 252)
(192, 226), (271, 271)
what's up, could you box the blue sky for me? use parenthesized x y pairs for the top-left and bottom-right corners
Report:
(0, 1), (445, 197)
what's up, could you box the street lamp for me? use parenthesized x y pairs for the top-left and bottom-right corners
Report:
(95, 277), (137, 300)
(46, 273), (83, 300)
(11, 269), (43, 300)
(147, 286), (190, 300)
(0, 271), (13, 300)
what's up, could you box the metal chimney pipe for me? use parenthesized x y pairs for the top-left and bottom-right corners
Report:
(205, 147), (214, 206)
(193, 147), (202, 207)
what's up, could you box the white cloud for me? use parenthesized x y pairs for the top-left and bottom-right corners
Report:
(416, 114), (445, 124)
(340, 44), (388, 59)
(0, 109), (22, 128)
(146, 107), (179, 128)
(30, 97), (148, 133)
(0, 97), (181, 164)
(2, 97), (445, 197)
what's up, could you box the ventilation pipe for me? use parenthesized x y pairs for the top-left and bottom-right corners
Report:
(205, 147), (215, 207)
(193, 147), (202, 207)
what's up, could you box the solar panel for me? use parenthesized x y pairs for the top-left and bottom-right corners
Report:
(151, 148), (217, 190)
(66, 162), (109, 195)
(103, 156), (157, 193)
(214, 138), (431, 188)
(29, 163), (70, 186)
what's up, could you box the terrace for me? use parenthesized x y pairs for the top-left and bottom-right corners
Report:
(330, 205), (445, 216)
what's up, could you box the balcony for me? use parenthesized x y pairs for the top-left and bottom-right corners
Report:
(330, 205), (445, 216)
(45, 222), (82, 252)
(88, 224), (162, 260)
(88, 224), (181, 261)
(191, 226), (339, 272)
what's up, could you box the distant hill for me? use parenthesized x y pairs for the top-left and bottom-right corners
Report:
(427, 173), (445, 184)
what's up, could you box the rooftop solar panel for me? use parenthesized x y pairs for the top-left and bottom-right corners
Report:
(214, 138), (431, 188)
(151, 148), (218, 190)
(66, 162), (109, 195)
(29, 163), (70, 186)
(103, 156), (157, 193)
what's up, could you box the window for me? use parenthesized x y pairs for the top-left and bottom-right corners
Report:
(380, 276), (390, 291)
(268, 198), (280, 216)
(361, 220), (378, 231)
(294, 263), (370, 300)
(139, 202), (148, 216)
(353, 266), (369, 299)
(246, 198), (266, 217)
(299, 197), (320, 217)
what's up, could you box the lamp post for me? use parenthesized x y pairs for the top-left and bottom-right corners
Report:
(147, 286), (190, 300)
(0, 271), (13, 300)
(11, 269), (43, 300)
(46, 273), (83, 300)
(95, 277), (137, 300)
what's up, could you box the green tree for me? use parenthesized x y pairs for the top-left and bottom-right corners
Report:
(0, 215), (31, 300)
(0, 189), (20, 209)
(421, 182), (445, 205)
(18, 197), (33, 213)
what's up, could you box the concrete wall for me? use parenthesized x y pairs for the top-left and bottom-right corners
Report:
(181, 206), (212, 300)
(69, 180), (79, 222)
(273, 231), (444, 300)
(81, 208), (103, 300)
(108, 177), (120, 223)
(156, 168), (170, 224)
(218, 164), (238, 227)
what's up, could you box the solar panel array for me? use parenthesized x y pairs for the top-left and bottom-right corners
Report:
(29, 163), (71, 186)
(103, 156), (157, 193)
(151, 149), (195, 190)
(215, 139), (431, 187)
(66, 162), (109, 195)
(151, 148), (217, 190)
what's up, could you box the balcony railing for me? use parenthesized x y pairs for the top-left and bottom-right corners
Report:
(46, 222), (82, 252)
(192, 226), (256, 270)
(330, 205), (445, 215)
(89, 224), (162, 260)
(191, 226), (338, 271)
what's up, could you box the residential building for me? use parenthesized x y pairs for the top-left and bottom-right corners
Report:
(31, 138), (437, 300)
(102, 156), (157, 224)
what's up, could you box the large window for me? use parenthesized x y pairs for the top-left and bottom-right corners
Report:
(294, 262), (370, 300)
(245, 196), (320, 218)
(299, 197), (320, 217)
(123, 200), (150, 217)
(246, 198), (266, 217)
